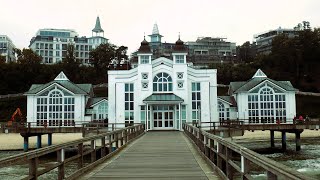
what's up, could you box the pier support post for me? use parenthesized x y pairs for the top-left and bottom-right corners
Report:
(295, 132), (301, 151)
(281, 131), (286, 151)
(48, 133), (52, 146)
(24, 137), (29, 152)
(37, 135), (42, 149)
(270, 130), (275, 148)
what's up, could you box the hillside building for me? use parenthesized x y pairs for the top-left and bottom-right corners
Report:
(254, 27), (300, 55)
(186, 37), (237, 67)
(29, 17), (108, 65)
(0, 35), (16, 63)
(131, 24), (237, 68)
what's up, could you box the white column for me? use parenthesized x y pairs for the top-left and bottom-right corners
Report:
(179, 103), (182, 131)
(146, 103), (149, 132)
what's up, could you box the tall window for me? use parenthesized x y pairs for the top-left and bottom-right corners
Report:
(248, 95), (259, 123)
(153, 72), (173, 92)
(49, 91), (63, 126)
(36, 98), (47, 125)
(97, 102), (108, 120)
(36, 88), (75, 127)
(275, 94), (286, 122)
(248, 85), (287, 123)
(64, 97), (75, 126)
(192, 83), (201, 121)
(175, 55), (185, 63)
(140, 55), (149, 64)
(125, 83), (134, 126)
(260, 87), (274, 123)
(218, 102), (230, 121)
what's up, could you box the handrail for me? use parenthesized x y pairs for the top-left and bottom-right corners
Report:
(183, 123), (315, 180)
(0, 124), (145, 179)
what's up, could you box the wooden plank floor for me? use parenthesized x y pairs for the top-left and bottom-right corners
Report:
(88, 131), (219, 180)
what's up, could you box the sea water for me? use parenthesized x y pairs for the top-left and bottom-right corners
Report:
(237, 137), (320, 179)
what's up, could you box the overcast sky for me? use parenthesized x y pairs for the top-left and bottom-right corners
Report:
(1, 0), (320, 54)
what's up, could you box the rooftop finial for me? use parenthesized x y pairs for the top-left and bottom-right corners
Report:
(152, 23), (160, 35)
(92, 16), (104, 33)
(178, 32), (180, 40)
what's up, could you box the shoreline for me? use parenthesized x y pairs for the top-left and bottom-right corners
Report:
(0, 133), (83, 151)
(0, 130), (319, 151)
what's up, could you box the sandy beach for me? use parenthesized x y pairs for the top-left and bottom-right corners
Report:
(0, 130), (319, 150)
(0, 133), (83, 150)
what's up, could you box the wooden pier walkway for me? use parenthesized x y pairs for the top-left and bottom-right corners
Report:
(85, 131), (220, 180)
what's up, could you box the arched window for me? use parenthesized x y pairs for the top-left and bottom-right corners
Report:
(218, 102), (225, 120)
(248, 84), (287, 123)
(36, 87), (75, 127)
(259, 87), (274, 123)
(153, 72), (173, 92)
(97, 102), (108, 120)
(48, 90), (63, 126)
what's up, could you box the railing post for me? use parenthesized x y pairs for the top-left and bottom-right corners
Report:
(209, 139), (215, 163)
(101, 136), (106, 156)
(241, 155), (250, 180)
(226, 148), (234, 179)
(91, 140), (96, 163)
(57, 149), (65, 180)
(217, 142), (222, 169)
(204, 135), (209, 158)
(82, 124), (86, 137)
(78, 143), (83, 169)
(115, 131), (119, 149)
(29, 157), (39, 180)
(267, 171), (277, 180)
(109, 134), (113, 152)
(124, 128), (128, 144)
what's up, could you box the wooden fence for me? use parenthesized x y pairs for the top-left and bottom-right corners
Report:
(0, 124), (145, 180)
(183, 123), (315, 180)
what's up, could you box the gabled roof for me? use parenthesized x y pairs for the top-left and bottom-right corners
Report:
(25, 72), (92, 95)
(230, 78), (296, 94)
(86, 97), (108, 108)
(218, 96), (237, 107)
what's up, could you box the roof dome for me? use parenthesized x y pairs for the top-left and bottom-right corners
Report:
(173, 37), (187, 52)
(137, 37), (151, 53)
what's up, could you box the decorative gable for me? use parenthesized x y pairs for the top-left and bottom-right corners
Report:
(55, 71), (69, 81)
(252, 69), (267, 78)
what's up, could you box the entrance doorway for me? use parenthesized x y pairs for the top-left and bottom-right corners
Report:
(153, 105), (174, 129)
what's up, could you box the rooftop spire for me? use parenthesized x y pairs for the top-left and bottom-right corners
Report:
(92, 16), (104, 33)
(152, 23), (160, 35)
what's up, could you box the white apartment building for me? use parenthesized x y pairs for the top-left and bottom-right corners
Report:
(29, 17), (108, 64)
(0, 35), (16, 62)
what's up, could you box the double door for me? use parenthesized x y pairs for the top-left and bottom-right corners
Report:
(153, 110), (174, 129)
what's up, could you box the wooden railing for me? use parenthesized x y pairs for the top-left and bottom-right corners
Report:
(0, 121), (139, 134)
(0, 124), (145, 180)
(183, 123), (314, 180)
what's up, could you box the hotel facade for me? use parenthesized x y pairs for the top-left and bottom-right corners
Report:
(108, 38), (218, 131)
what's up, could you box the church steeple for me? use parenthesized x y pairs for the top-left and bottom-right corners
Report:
(148, 23), (163, 44)
(92, 16), (104, 37)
